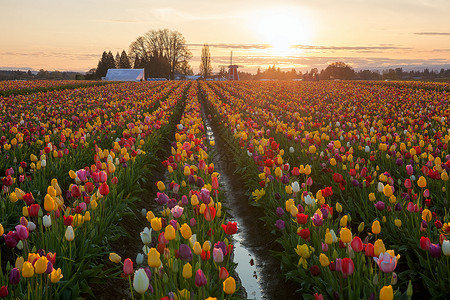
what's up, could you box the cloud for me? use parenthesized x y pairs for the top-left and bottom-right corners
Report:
(0, 51), (99, 60)
(101, 19), (139, 23)
(190, 54), (450, 72)
(291, 45), (411, 51)
(188, 43), (412, 53)
(414, 32), (450, 36)
(188, 43), (270, 50)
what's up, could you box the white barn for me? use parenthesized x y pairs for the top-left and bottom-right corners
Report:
(103, 69), (144, 81)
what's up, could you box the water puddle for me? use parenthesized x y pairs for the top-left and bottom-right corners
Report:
(202, 106), (300, 299)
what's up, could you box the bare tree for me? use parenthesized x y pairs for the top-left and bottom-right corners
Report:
(199, 44), (212, 79)
(129, 29), (192, 79)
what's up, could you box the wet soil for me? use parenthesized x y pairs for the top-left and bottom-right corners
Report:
(201, 103), (302, 300)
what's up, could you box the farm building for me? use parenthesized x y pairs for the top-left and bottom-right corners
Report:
(103, 69), (144, 81)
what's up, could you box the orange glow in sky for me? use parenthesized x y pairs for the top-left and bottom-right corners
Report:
(1, 0), (449, 73)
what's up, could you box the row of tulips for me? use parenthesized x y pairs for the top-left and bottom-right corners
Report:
(0, 81), (189, 298)
(110, 81), (241, 299)
(0, 80), (109, 96)
(197, 80), (449, 299)
(211, 80), (450, 297)
(0, 81), (178, 228)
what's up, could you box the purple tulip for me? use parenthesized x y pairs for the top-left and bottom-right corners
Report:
(374, 201), (385, 211)
(275, 219), (285, 230)
(15, 225), (29, 240)
(189, 218), (196, 227)
(429, 243), (441, 258)
(178, 244), (192, 261)
(276, 207), (284, 217)
(396, 158), (403, 166)
(4, 232), (18, 248)
(321, 207), (329, 219)
(181, 195), (188, 206)
(214, 241), (227, 256)
(188, 175), (195, 185)
(281, 175), (289, 184)
(311, 213), (323, 226)
(45, 261), (53, 274)
(406, 164), (414, 176)
(144, 267), (152, 281)
(9, 268), (20, 285)
(200, 188), (210, 204)
(195, 269), (207, 287)
(155, 192), (169, 205)
(196, 177), (205, 188)
(394, 203), (402, 211)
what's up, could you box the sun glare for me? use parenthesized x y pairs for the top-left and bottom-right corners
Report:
(253, 8), (313, 56)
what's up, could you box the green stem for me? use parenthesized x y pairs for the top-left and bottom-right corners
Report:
(128, 275), (135, 300)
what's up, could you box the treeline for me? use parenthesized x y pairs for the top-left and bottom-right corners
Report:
(94, 50), (131, 79)
(238, 62), (450, 81)
(93, 29), (193, 80)
(0, 70), (80, 81)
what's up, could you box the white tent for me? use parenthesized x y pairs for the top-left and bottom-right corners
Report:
(103, 69), (144, 81)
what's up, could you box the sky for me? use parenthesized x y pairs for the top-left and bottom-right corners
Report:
(1, 0), (450, 73)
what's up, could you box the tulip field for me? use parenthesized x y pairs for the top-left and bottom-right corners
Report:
(0, 79), (449, 299)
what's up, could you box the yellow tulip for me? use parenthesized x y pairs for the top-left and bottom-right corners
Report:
(156, 181), (165, 191)
(151, 217), (162, 231)
(50, 268), (63, 283)
(9, 192), (18, 203)
(374, 239), (386, 257)
(190, 241), (201, 255)
(422, 209), (432, 222)
(202, 241), (211, 252)
(180, 223), (192, 240)
(417, 176), (427, 188)
(319, 253), (330, 267)
(372, 220), (381, 235)
(35, 257), (49, 274)
(223, 276), (236, 295)
(146, 211), (155, 222)
(164, 225), (176, 240)
(394, 218), (402, 227)
(15, 256), (25, 271)
(0, 224), (3, 236)
(182, 263), (192, 279)
(22, 261), (34, 278)
(191, 194), (199, 206)
(109, 252), (121, 263)
(340, 227), (352, 243)
(147, 248), (161, 268)
(44, 194), (56, 211)
(383, 184), (393, 197)
(379, 285), (394, 300)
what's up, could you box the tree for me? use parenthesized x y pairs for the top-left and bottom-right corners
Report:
(115, 52), (121, 68)
(119, 50), (131, 68)
(106, 51), (116, 70)
(95, 51), (109, 78)
(321, 62), (355, 80)
(129, 29), (192, 79)
(219, 66), (227, 78)
(199, 44), (212, 79)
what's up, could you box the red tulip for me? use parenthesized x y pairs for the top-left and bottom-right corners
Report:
(221, 222), (237, 235)
(341, 258), (354, 277)
(351, 236), (363, 252)
(123, 258), (133, 275)
(99, 182), (110, 196)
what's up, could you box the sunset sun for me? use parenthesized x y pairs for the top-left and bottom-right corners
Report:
(254, 8), (313, 55)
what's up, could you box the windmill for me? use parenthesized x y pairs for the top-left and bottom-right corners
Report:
(219, 51), (243, 80)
